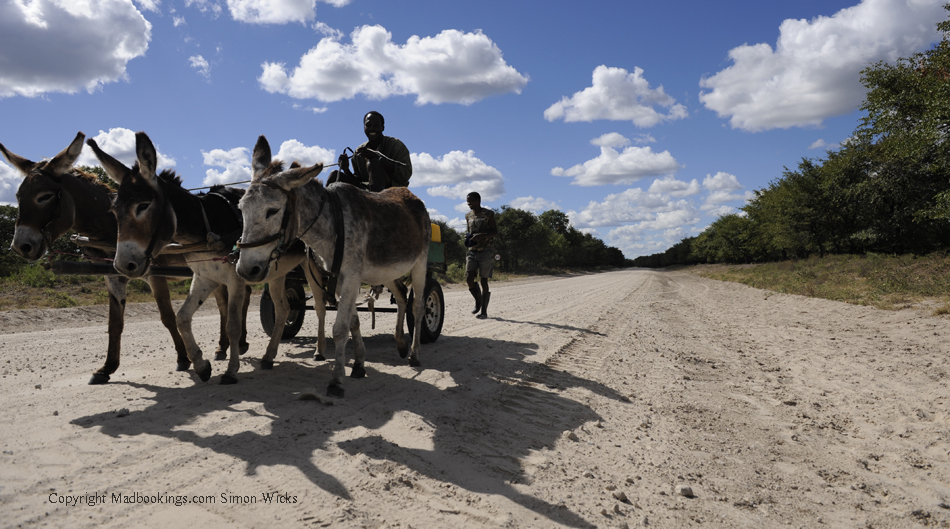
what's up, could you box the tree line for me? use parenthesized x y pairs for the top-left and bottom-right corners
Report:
(436, 207), (626, 274)
(632, 7), (950, 268)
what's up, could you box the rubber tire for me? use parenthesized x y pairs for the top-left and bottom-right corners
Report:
(260, 282), (306, 339)
(407, 277), (444, 344)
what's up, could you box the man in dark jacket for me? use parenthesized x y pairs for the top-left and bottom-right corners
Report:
(327, 111), (411, 192)
(465, 191), (497, 319)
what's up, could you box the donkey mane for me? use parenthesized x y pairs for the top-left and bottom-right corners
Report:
(69, 167), (106, 185)
(155, 167), (184, 188)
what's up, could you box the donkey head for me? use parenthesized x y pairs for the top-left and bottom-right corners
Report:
(236, 135), (323, 282)
(87, 131), (175, 278)
(0, 132), (85, 260)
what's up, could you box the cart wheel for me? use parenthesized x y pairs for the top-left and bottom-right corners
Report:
(407, 277), (444, 344)
(260, 282), (306, 339)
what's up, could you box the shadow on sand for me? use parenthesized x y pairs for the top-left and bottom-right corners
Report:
(72, 331), (626, 528)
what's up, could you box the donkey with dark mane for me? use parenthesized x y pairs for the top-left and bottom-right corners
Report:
(236, 135), (430, 397)
(87, 131), (324, 384)
(1, 132), (242, 384)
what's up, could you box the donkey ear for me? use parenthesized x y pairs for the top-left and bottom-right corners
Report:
(251, 135), (272, 182)
(135, 132), (158, 181)
(46, 131), (85, 176)
(276, 163), (324, 190)
(86, 138), (131, 186)
(0, 141), (37, 176)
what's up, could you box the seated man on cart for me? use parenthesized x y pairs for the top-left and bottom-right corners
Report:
(327, 111), (412, 192)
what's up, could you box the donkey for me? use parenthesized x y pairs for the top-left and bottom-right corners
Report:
(87, 131), (323, 384)
(236, 135), (430, 397)
(1, 132), (240, 384)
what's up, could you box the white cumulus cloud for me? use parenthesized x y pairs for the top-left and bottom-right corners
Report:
(77, 128), (177, 171)
(189, 55), (211, 77)
(701, 172), (754, 211)
(699, 0), (944, 131)
(648, 176), (701, 198)
(0, 161), (20, 206)
(509, 196), (559, 214)
(259, 25), (528, 105)
(200, 139), (333, 186)
(0, 0), (151, 98)
(551, 133), (682, 186)
(227, 0), (351, 22)
(544, 65), (687, 127)
(134, 0), (161, 12)
(228, 0), (315, 24)
(274, 139), (335, 167)
(411, 150), (505, 202)
(202, 147), (251, 187)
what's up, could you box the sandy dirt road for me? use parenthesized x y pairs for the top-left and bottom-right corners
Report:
(0, 268), (948, 528)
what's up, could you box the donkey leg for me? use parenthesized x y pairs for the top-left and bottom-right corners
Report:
(407, 264), (427, 368)
(148, 276), (191, 371)
(387, 279), (409, 358)
(212, 285), (229, 361)
(177, 276), (219, 383)
(327, 281), (358, 397)
(260, 278), (289, 370)
(239, 284), (251, 354)
(221, 278), (248, 385)
(302, 260), (327, 361)
(349, 313), (367, 379)
(90, 276), (129, 384)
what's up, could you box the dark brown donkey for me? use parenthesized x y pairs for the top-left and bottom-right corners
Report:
(1, 132), (242, 384)
(88, 131), (320, 384)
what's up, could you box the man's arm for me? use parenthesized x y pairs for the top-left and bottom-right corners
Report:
(386, 137), (412, 187)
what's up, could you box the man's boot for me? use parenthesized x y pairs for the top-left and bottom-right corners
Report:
(476, 292), (491, 319)
(469, 286), (482, 314)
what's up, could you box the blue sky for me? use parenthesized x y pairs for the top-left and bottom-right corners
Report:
(0, 0), (944, 258)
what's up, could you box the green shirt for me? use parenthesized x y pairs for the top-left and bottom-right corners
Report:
(465, 207), (497, 251)
(353, 135), (412, 188)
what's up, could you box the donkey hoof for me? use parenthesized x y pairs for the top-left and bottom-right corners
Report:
(197, 363), (212, 382)
(220, 374), (238, 385)
(350, 362), (366, 379)
(89, 373), (111, 385)
(176, 360), (191, 372)
(313, 353), (326, 361)
(240, 342), (250, 355)
(327, 383), (345, 398)
(260, 359), (274, 370)
(398, 346), (409, 359)
(214, 351), (227, 361)
(409, 358), (421, 368)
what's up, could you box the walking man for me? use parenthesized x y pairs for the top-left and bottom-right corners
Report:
(465, 192), (497, 319)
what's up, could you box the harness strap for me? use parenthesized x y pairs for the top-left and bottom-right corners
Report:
(142, 179), (169, 267)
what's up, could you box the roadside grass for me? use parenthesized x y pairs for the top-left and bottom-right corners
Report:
(0, 260), (540, 311)
(686, 252), (950, 315)
(0, 265), (198, 311)
(7, 254), (946, 314)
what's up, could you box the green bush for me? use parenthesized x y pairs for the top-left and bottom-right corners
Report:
(445, 263), (466, 284)
(16, 265), (56, 288)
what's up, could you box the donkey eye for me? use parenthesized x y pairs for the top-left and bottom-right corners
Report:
(36, 193), (55, 204)
(135, 202), (151, 215)
(265, 208), (280, 219)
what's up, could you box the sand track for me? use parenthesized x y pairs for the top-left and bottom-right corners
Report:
(0, 269), (948, 528)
